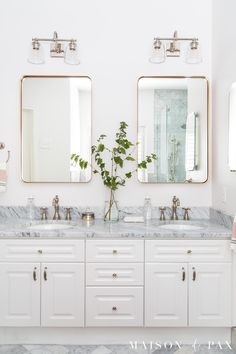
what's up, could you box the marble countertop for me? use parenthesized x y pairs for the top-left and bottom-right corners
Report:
(0, 218), (231, 240)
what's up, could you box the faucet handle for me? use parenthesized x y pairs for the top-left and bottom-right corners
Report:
(65, 207), (72, 221)
(40, 207), (48, 220)
(182, 207), (191, 221)
(159, 207), (166, 221)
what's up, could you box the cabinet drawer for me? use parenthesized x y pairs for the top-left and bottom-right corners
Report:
(86, 287), (143, 327)
(86, 263), (144, 286)
(86, 240), (144, 262)
(0, 240), (84, 262)
(145, 240), (231, 262)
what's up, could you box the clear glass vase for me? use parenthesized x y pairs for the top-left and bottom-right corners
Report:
(104, 191), (119, 222)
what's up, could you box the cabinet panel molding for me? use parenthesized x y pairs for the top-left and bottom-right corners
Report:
(145, 263), (188, 327)
(0, 262), (40, 326)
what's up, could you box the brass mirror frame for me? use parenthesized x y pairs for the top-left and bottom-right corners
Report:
(228, 82), (236, 172)
(137, 76), (209, 184)
(21, 75), (92, 183)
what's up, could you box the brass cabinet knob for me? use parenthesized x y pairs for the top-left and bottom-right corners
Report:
(112, 306), (117, 311)
(187, 250), (192, 254)
(112, 273), (118, 278)
(112, 250), (118, 255)
(37, 249), (43, 254)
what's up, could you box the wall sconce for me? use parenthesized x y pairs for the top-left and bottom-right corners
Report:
(28, 31), (79, 65)
(149, 31), (202, 64)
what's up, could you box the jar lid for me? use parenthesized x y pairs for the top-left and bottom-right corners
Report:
(81, 212), (95, 220)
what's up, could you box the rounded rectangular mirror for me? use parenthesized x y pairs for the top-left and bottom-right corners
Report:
(21, 76), (92, 183)
(137, 76), (208, 183)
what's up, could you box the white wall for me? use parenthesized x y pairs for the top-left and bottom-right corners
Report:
(212, 0), (236, 216)
(0, 0), (212, 207)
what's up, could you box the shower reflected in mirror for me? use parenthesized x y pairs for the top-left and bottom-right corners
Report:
(137, 77), (208, 183)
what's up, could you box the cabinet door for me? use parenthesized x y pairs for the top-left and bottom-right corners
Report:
(145, 263), (188, 327)
(86, 240), (144, 263)
(189, 263), (231, 327)
(86, 263), (143, 286)
(0, 263), (40, 326)
(86, 287), (143, 327)
(41, 263), (84, 327)
(0, 240), (84, 262)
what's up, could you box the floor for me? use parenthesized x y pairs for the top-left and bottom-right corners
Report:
(0, 345), (235, 354)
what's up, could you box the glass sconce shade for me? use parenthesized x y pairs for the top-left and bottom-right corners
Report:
(149, 33), (202, 65)
(64, 41), (80, 65)
(149, 40), (166, 64)
(186, 40), (202, 64)
(28, 40), (45, 64)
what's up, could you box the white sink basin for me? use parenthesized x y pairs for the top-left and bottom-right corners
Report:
(28, 223), (74, 231)
(159, 224), (204, 231)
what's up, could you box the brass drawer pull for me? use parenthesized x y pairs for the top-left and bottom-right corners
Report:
(112, 306), (117, 311)
(33, 267), (37, 281)
(44, 267), (48, 281)
(112, 250), (118, 255)
(182, 267), (186, 281)
(37, 249), (43, 254)
(187, 250), (192, 254)
(112, 273), (118, 278)
(192, 267), (196, 281)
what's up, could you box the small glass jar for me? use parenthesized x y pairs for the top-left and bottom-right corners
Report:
(143, 195), (152, 223)
(27, 197), (36, 220)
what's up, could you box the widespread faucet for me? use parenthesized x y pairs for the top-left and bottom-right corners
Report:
(52, 195), (61, 220)
(171, 195), (180, 220)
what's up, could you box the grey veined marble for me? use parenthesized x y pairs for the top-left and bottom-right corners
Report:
(0, 206), (211, 223)
(0, 345), (236, 354)
(0, 205), (232, 240)
(0, 217), (231, 240)
(210, 208), (233, 229)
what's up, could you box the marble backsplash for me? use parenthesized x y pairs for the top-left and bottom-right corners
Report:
(0, 205), (233, 229)
(210, 208), (233, 229)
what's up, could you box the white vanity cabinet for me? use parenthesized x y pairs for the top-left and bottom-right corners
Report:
(0, 239), (85, 327)
(145, 240), (232, 327)
(0, 237), (232, 330)
(86, 239), (144, 327)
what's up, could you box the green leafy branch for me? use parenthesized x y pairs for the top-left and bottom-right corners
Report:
(71, 121), (157, 192)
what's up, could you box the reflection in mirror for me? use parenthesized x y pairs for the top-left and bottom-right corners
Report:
(21, 76), (92, 182)
(229, 82), (236, 171)
(138, 77), (208, 183)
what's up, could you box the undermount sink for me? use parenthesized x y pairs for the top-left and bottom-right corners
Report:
(27, 223), (74, 231)
(159, 224), (204, 231)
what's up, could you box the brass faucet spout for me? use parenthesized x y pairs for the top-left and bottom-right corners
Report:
(171, 195), (180, 220)
(52, 195), (61, 220)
